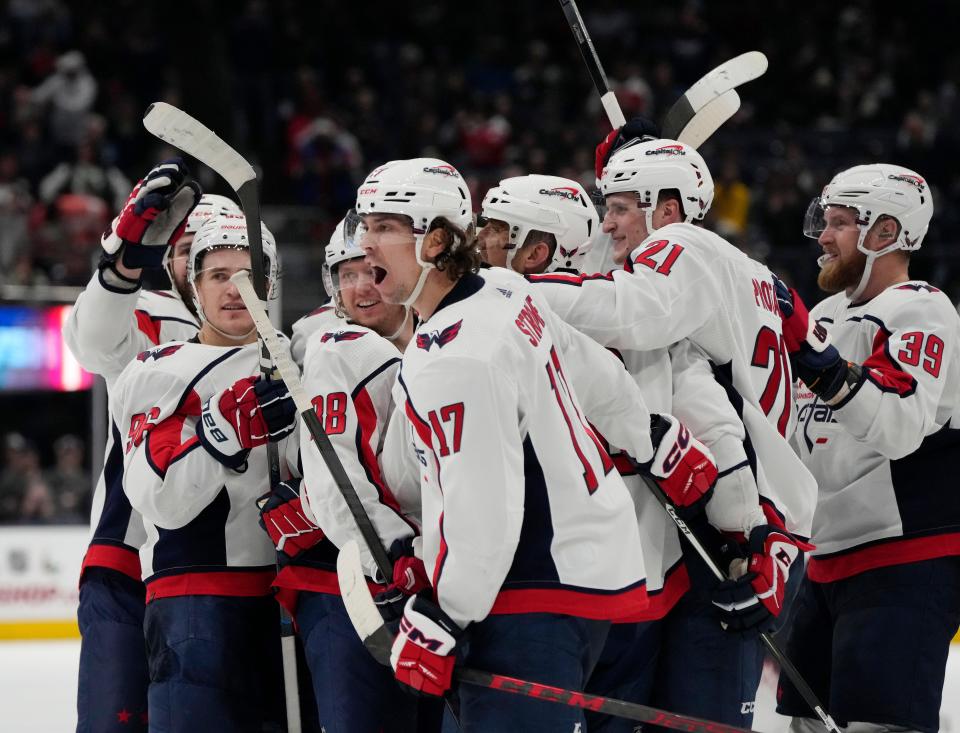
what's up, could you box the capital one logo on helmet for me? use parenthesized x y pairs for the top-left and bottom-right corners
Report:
(539, 187), (580, 201)
(645, 145), (686, 156)
(422, 164), (460, 178)
(887, 173), (926, 191)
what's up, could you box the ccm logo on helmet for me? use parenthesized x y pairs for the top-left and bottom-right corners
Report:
(539, 187), (580, 200)
(422, 164), (460, 178)
(887, 173), (926, 191)
(645, 145), (686, 156)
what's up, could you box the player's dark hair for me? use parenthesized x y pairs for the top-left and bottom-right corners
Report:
(430, 216), (481, 280)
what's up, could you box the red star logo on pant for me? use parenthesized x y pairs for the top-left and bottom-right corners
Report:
(116, 708), (131, 723)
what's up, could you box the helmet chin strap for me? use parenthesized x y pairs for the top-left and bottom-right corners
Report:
(845, 227), (902, 303)
(401, 232), (435, 309)
(203, 320), (256, 342)
(384, 307), (411, 342)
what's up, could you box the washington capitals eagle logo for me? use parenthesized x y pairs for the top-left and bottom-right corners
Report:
(416, 320), (463, 351)
(320, 330), (366, 343)
(136, 344), (183, 362)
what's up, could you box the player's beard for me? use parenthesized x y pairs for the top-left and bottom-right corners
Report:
(818, 248), (867, 294)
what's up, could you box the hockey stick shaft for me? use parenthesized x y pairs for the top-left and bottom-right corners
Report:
(232, 271), (394, 578)
(335, 541), (750, 733)
(558, 0), (626, 128)
(637, 474), (841, 733)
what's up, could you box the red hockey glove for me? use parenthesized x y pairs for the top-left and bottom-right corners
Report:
(594, 116), (662, 180)
(374, 537), (432, 621)
(774, 276), (860, 403)
(198, 376), (297, 469)
(640, 414), (717, 517)
(102, 159), (202, 269)
(711, 522), (813, 633)
(257, 479), (324, 566)
(390, 595), (462, 698)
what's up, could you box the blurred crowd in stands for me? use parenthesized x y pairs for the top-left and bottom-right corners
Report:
(2, 0), (960, 521)
(0, 432), (89, 524)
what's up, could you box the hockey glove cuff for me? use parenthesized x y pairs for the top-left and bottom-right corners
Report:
(640, 414), (717, 517)
(198, 376), (296, 469)
(391, 595), (463, 698)
(374, 537), (431, 622)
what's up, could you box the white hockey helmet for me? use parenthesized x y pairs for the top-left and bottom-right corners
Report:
(321, 210), (366, 295)
(480, 174), (599, 273)
(599, 138), (714, 236)
(803, 164), (933, 300)
(184, 194), (243, 235)
(188, 212), (279, 321)
(355, 158), (473, 305)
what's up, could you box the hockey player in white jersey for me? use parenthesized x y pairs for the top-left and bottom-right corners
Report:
(356, 157), (718, 731)
(477, 174), (598, 274)
(257, 213), (429, 732)
(528, 138), (817, 730)
(775, 164), (960, 733)
(112, 213), (299, 733)
(63, 160), (236, 733)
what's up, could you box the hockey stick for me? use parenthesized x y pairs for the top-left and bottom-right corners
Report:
(558, 0), (626, 128)
(636, 473), (842, 733)
(660, 51), (768, 142)
(559, 0), (766, 149)
(336, 539), (753, 733)
(142, 102), (302, 733)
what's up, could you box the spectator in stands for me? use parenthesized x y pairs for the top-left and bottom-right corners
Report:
(28, 50), (97, 150)
(0, 433), (43, 523)
(44, 434), (89, 522)
(710, 155), (751, 241)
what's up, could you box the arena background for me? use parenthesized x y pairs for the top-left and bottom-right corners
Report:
(1, 0), (959, 729)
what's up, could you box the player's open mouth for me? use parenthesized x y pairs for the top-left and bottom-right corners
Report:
(373, 266), (387, 285)
(357, 300), (379, 310)
(223, 304), (247, 311)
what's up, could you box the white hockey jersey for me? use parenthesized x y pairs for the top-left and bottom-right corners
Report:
(299, 322), (420, 580)
(795, 281), (960, 582)
(111, 339), (298, 599)
(530, 222), (817, 537)
(63, 270), (199, 582)
(603, 338), (766, 622)
(290, 302), (341, 367)
(397, 271), (654, 629)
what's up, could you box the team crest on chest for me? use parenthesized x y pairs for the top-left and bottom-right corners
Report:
(416, 320), (463, 351)
(321, 330), (366, 343)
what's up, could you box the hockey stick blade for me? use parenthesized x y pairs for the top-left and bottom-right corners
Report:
(143, 102), (255, 192)
(661, 51), (767, 141)
(336, 539), (752, 733)
(676, 90), (740, 149)
(231, 272), (395, 578)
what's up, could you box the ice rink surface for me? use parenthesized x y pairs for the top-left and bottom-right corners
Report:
(1, 640), (958, 732)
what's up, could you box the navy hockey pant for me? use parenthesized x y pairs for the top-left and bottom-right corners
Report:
(777, 556), (960, 733)
(447, 612), (609, 732)
(76, 568), (150, 733)
(143, 594), (286, 733)
(296, 591), (425, 733)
